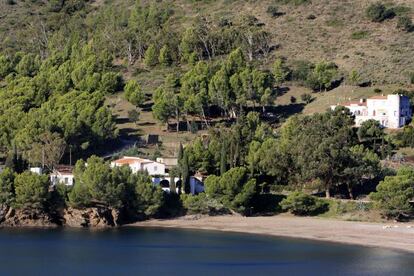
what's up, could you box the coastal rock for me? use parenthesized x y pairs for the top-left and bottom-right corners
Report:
(63, 207), (121, 228)
(0, 207), (56, 227)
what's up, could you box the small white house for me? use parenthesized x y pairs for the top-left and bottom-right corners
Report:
(50, 166), (75, 186)
(29, 167), (43, 175)
(331, 94), (412, 129)
(110, 156), (167, 176)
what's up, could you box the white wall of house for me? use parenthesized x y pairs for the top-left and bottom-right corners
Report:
(50, 174), (74, 186)
(331, 94), (412, 129)
(141, 162), (166, 176)
(29, 167), (43, 175)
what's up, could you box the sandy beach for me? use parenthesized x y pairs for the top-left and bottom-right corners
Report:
(133, 215), (414, 253)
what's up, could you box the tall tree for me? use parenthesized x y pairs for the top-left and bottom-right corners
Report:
(0, 168), (15, 206)
(24, 131), (66, 170)
(181, 151), (190, 194)
(272, 58), (289, 87)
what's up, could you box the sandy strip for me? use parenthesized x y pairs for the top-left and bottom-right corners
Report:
(131, 215), (414, 253)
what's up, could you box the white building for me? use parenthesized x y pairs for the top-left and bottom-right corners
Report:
(111, 156), (205, 194)
(50, 166), (75, 186)
(156, 157), (178, 170)
(331, 94), (412, 129)
(110, 156), (167, 176)
(29, 167), (43, 175)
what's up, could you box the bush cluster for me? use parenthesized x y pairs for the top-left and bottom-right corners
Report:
(280, 192), (328, 216)
(366, 3), (395, 22)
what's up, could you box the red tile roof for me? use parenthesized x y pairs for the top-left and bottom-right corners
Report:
(112, 157), (156, 165)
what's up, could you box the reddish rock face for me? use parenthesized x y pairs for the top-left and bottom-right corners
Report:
(63, 207), (121, 228)
(0, 206), (121, 228)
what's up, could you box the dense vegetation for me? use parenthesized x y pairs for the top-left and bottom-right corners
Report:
(0, 0), (414, 224)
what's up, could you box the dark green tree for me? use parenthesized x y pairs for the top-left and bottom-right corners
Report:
(14, 171), (50, 210)
(144, 44), (158, 67)
(370, 167), (414, 219)
(0, 168), (15, 206)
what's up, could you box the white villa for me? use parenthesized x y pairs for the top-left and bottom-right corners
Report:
(111, 156), (205, 194)
(331, 94), (412, 129)
(110, 156), (167, 176)
(50, 165), (75, 186)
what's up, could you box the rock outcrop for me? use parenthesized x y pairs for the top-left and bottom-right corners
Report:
(63, 207), (121, 228)
(0, 206), (57, 227)
(0, 205), (122, 228)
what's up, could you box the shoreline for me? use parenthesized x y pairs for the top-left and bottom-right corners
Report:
(131, 215), (414, 254)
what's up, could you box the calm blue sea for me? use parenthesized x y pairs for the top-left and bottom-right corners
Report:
(0, 227), (412, 275)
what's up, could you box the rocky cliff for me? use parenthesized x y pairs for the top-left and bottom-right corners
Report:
(63, 207), (121, 228)
(0, 205), (57, 227)
(0, 205), (122, 228)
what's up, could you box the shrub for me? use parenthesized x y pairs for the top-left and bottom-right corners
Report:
(181, 193), (229, 215)
(397, 16), (413, 32)
(267, 6), (281, 18)
(280, 192), (328, 216)
(366, 3), (395, 22)
(204, 167), (257, 214)
(300, 93), (313, 104)
(409, 72), (414, 84)
(370, 167), (414, 219)
(351, 31), (369, 40)
(325, 200), (372, 217)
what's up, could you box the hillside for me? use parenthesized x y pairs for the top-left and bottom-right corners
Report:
(1, 0), (414, 158)
(1, 0), (414, 84)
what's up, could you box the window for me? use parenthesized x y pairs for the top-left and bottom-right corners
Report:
(373, 110), (376, 116)
(154, 166), (157, 171)
(64, 177), (68, 184)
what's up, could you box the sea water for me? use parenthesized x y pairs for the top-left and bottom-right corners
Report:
(0, 227), (413, 275)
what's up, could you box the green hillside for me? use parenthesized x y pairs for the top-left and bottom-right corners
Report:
(1, 0), (414, 158)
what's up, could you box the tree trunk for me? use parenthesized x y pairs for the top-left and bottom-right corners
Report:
(201, 38), (211, 60)
(347, 184), (354, 199)
(325, 178), (332, 198)
(176, 109), (180, 133)
(201, 108), (210, 129)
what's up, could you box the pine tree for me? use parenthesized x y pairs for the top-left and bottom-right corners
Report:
(144, 44), (158, 67)
(159, 45), (172, 66)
